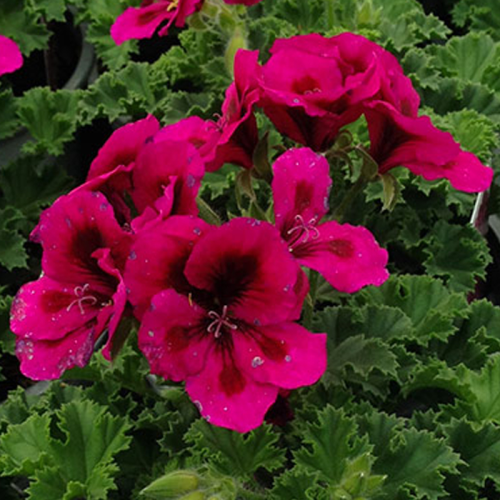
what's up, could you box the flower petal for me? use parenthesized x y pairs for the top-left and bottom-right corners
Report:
(272, 148), (331, 236)
(124, 215), (211, 319)
(234, 322), (327, 389)
(15, 325), (97, 380)
(293, 220), (389, 293)
(111, 3), (174, 45)
(131, 139), (204, 217)
(186, 349), (278, 432)
(184, 218), (302, 325)
(0, 35), (23, 76)
(32, 191), (132, 281)
(138, 290), (211, 381)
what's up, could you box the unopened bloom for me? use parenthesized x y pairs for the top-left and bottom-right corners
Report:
(0, 35), (23, 76)
(138, 218), (326, 432)
(10, 192), (132, 379)
(365, 101), (494, 192)
(272, 148), (389, 292)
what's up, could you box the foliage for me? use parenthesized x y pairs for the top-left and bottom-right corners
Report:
(0, 0), (499, 499)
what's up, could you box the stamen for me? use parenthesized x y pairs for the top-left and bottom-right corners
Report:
(287, 214), (320, 244)
(207, 305), (237, 339)
(166, 0), (179, 12)
(66, 283), (98, 315)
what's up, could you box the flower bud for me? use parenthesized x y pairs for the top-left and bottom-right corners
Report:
(140, 470), (200, 499)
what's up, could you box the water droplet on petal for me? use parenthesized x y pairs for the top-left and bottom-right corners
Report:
(252, 356), (264, 368)
(100, 202), (108, 211)
(285, 355), (292, 362)
(205, 415), (211, 422)
(148, 330), (155, 337)
(193, 227), (201, 235)
(253, 318), (261, 326)
(65, 217), (72, 229)
(194, 400), (203, 412)
(293, 98), (300, 104)
(129, 250), (137, 260)
(186, 174), (196, 188)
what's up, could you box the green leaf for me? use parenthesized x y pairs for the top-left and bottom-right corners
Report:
(270, 469), (322, 500)
(443, 417), (500, 488)
(452, 0), (500, 40)
(186, 420), (285, 478)
(358, 410), (461, 499)
(423, 221), (492, 293)
(0, 90), (20, 140)
(463, 355), (500, 425)
(0, 225), (28, 271)
(26, 0), (67, 22)
(427, 33), (500, 87)
(0, 154), (72, 220)
(17, 88), (82, 156)
(0, 413), (52, 476)
(430, 109), (499, 163)
(355, 275), (467, 345)
(0, 0), (49, 54)
(294, 406), (373, 483)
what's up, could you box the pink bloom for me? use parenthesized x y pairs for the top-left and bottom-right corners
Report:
(138, 218), (326, 432)
(10, 192), (133, 380)
(258, 33), (419, 150)
(77, 116), (160, 224)
(111, 0), (204, 45)
(272, 148), (389, 292)
(365, 101), (494, 192)
(0, 35), (23, 76)
(131, 136), (205, 218)
(205, 50), (261, 171)
(124, 215), (211, 319)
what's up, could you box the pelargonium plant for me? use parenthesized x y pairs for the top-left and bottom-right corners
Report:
(1, 1), (500, 499)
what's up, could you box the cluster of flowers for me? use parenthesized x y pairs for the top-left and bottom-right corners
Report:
(111, 0), (263, 45)
(0, 35), (23, 77)
(10, 32), (493, 432)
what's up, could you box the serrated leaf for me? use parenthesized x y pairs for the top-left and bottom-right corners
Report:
(463, 355), (500, 425)
(0, 90), (20, 140)
(423, 221), (492, 293)
(186, 420), (284, 478)
(430, 109), (499, 163)
(0, 155), (72, 221)
(0, 0), (49, 54)
(270, 469), (322, 500)
(358, 410), (461, 500)
(355, 275), (467, 345)
(452, 0), (500, 40)
(0, 226), (28, 271)
(17, 88), (81, 156)
(444, 417), (500, 488)
(26, 0), (67, 22)
(0, 413), (52, 476)
(295, 406), (372, 483)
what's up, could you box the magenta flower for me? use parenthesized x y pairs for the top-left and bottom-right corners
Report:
(124, 215), (211, 319)
(365, 101), (494, 192)
(10, 192), (133, 380)
(131, 135), (205, 218)
(77, 116), (160, 224)
(272, 148), (389, 293)
(111, 0), (204, 45)
(0, 35), (23, 77)
(204, 50), (261, 171)
(257, 33), (420, 150)
(138, 218), (326, 432)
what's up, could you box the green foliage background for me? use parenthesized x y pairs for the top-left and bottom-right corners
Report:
(1, 0), (500, 498)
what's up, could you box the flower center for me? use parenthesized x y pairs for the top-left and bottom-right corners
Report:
(207, 305), (237, 339)
(66, 284), (98, 315)
(287, 214), (320, 245)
